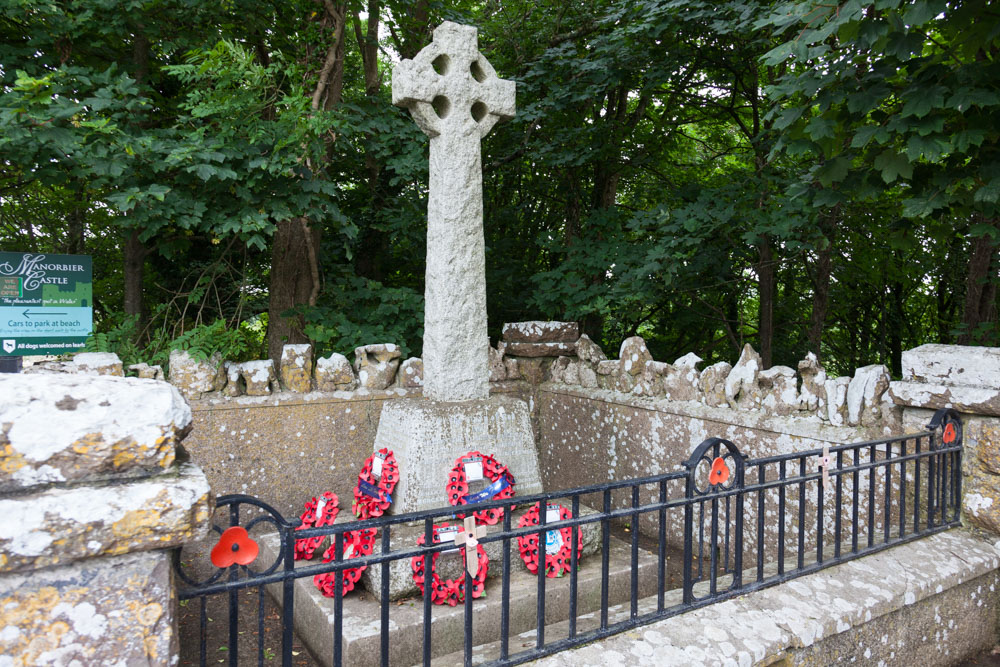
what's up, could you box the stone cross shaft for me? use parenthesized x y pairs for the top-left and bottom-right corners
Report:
(392, 22), (515, 402)
(452, 515), (488, 576)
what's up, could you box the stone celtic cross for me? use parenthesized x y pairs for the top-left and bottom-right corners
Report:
(392, 22), (515, 402)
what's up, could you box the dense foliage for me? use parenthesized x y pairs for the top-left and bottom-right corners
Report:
(2, 0), (997, 376)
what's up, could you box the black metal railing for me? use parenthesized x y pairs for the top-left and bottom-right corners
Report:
(174, 408), (963, 667)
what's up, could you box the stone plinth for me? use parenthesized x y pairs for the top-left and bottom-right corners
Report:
(371, 395), (542, 514)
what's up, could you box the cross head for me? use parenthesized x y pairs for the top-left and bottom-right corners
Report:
(452, 515), (488, 576)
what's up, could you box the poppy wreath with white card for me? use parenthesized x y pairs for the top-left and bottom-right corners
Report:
(517, 502), (582, 577)
(313, 527), (377, 597)
(410, 522), (489, 606)
(293, 491), (340, 561)
(445, 451), (516, 525)
(352, 448), (398, 519)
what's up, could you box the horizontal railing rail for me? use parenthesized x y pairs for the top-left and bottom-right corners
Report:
(174, 407), (964, 667)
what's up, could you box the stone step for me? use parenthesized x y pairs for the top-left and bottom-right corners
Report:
(260, 531), (660, 667)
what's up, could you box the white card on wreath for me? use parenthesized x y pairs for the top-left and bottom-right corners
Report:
(463, 458), (484, 482)
(439, 527), (460, 553)
(371, 454), (384, 479)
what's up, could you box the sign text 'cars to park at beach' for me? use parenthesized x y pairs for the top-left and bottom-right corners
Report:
(0, 252), (93, 356)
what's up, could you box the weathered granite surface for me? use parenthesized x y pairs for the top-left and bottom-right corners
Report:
(505, 341), (576, 357)
(501, 321), (579, 343)
(354, 343), (401, 391)
(280, 344), (314, 393)
(0, 461), (211, 573)
(0, 551), (177, 666)
(315, 352), (356, 392)
(0, 374), (191, 492)
(169, 349), (225, 400)
(393, 22), (514, 402)
(72, 352), (124, 376)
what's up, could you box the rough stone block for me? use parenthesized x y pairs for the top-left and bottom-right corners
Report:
(618, 336), (652, 377)
(902, 344), (1000, 387)
(0, 461), (211, 573)
(370, 396), (543, 514)
(504, 341), (576, 357)
(355, 344), (402, 390)
(240, 360), (276, 396)
(561, 359), (580, 386)
(889, 381), (1000, 418)
(315, 353), (356, 391)
(846, 364), (890, 427)
(0, 551), (177, 665)
(488, 344), (506, 382)
(501, 321), (579, 344)
(758, 365), (798, 416)
(128, 363), (164, 381)
(825, 376), (850, 425)
(575, 334), (607, 364)
(72, 352), (124, 376)
(797, 353), (827, 413)
(0, 374), (191, 492)
(169, 349), (225, 400)
(223, 361), (244, 397)
(725, 344), (762, 409)
(503, 357), (520, 381)
(635, 360), (669, 397)
(663, 353), (701, 402)
(578, 364), (598, 389)
(399, 358), (424, 388)
(699, 361), (731, 408)
(547, 356), (571, 383)
(513, 358), (546, 385)
(280, 344), (314, 393)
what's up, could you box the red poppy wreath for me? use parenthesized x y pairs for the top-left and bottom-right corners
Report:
(445, 451), (516, 525)
(410, 523), (489, 606)
(313, 527), (377, 597)
(352, 448), (398, 519)
(517, 503), (583, 578)
(293, 491), (340, 561)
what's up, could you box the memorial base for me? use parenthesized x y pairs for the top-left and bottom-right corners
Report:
(371, 395), (543, 514)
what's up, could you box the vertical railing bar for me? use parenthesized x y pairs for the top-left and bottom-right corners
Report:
(954, 442), (963, 522)
(569, 494), (580, 637)
(200, 596), (208, 667)
(724, 493), (731, 574)
(536, 502), (547, 649)
(914, 437), (922, 533)
(797, 457), (805, 571)
(697, 500), (704, 581)
(682, 481), (694, 605)
(709, 495), (719, 596)
(867, 443), (876, 548)
(228, 504), (239, 667)
(899, 438), (907, 538)
(422, 519), (433, 667)
(939, 442), (948, 528)
(756, 464), (765, 582)
(257, 587), (266, 667)
(852, 446), (860, 554)
(928, 434), (937, 529)
(657, 480), (666, 612)
(884, 441), (892, 544)
(778, 460), (786, 576)
(834, 449), (843, 559)
(281, 525), (295, 667)
(381, 526), (391, 667)
(601, 488), (611, 629)
(500, 509), (512, 661)
(816, 456), (825, 565)
(464, 564), (473, 667)
(333, 532), (344, 667)
(630, 485), (639, 620)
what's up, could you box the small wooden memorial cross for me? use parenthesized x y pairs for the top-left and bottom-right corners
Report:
(392, 22), (515, 403)
(818, 445), (831, 492)
(453, 516), (488, 576)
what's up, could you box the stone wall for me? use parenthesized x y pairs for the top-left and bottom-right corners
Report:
(0, 374), (212, 665)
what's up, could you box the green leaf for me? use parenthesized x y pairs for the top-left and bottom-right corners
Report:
(815, 156), (850, 187)
(874, 149), (914, 183)
(973, 177), (1000, 204)
(850, 126), (881, 149)
(902, 0), (946, 26)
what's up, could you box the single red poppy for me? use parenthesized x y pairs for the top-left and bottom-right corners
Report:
(709, 456), (730, 486)
(943, 422), (957, 444)
(210, 526), (259, 568)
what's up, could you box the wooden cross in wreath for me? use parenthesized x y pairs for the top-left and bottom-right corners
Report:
(453, 516), (488, 576)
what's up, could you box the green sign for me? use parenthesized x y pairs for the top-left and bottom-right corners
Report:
(0, 252), (93, 356)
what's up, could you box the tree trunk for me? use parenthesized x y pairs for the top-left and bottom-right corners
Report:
(757, 237), (775, 368)
(267, 218), (321, 363)
(123, 229), (148, 329)
(807, 213), (836, 358)
(958, 216), (1000, 344)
